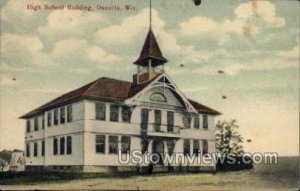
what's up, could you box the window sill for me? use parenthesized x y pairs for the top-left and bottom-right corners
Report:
(95, 119), (106, 121)
(96, 152), (106, 155)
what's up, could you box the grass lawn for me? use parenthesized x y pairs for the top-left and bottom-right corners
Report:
(0, 157), (298, 190)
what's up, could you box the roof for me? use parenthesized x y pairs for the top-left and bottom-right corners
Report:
(133, 29), (168, 67)
(188, 99), (221, 115)
(20, 77), (221, 118)
(20, 77), (132, 118)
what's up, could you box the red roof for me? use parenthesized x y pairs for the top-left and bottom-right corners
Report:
(20, 77), (220, 118)
(188, 99), (221, 115)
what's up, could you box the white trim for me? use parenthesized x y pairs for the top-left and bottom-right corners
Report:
(125, 73), (197, 113)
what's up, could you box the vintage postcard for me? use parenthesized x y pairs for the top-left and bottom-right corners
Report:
(0, 0), (299, 190)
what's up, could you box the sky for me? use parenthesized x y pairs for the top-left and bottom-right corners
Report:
(0, 0), (299, 156)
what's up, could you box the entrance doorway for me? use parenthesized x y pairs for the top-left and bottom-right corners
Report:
(152, 139), (164, 164)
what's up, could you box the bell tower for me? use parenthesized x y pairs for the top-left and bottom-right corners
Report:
(133, 0), (168, 84)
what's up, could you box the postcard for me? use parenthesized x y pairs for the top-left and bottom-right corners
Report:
(0, 0), (299, 190)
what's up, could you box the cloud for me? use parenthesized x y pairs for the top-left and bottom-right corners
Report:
(87, 46), (120, 65)
(39, 10), (105, 39)
(179, 1), (285, 44)
(180, 17), (243, 37)
(223, 64), (247, 76)
(278, 46), (299, 58)
(1, 0), (37, 21)
(96, 9), (164, 44)
(52, 38), (87, 59)
(0, 63), (34, 73)
(67, 68), (91, 75)
(234, 1), (285, 28)
(95, 8), (221, 67)
(1, 33), (58, 67)
(1, 32), (120, 69)
(1, 33), (43, 54)
(278, 37), (299, 59)
(51, 38), (120, 68)
(221, 57), (298, 76)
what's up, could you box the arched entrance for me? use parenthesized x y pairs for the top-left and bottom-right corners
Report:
(152, 139), (164, 164)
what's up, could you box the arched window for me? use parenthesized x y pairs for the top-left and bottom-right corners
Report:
(150, 93), (167, 102)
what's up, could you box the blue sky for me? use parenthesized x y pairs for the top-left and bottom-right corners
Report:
(0, 0), (299, 156)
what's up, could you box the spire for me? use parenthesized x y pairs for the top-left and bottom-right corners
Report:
(150, 0), (152, 29)
(134, 29), (167, 67)
(133, 0), (167, 67)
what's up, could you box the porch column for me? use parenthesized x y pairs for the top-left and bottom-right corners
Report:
(148, 139), (153, 153)
(105, 103), (110, 121)
(164, 140), (168, 156)
(105, 135), (109, 154)
(118, 106), (122, 122)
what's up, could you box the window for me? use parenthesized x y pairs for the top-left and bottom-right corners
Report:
(183, 113), (192, 128)
(167, 111), (174, 132)
(42, 140), (45, 156)
(26, 143), (30, 157)
(141, 109), (149, 124)
(54, 109), (58, 125)
(150, 93), (167, 102)
(67, 136), (72, 155)
(34, 118), (38, 131)
(141, 108), (149, 133)
(194, 115), (200, 129)
(60, 137), (65, 155)
(193, 140), (200, 155)
(109, 136), (118, 154)
(202, 140), (208, 155)
(203, 115), (208, 129)
(60, 107), (65, 124)
(110, 105), (119, 122)
(26, 120), (30, 132)
(95, 103), (106, 120)
(34, 142), (38, 157)
(122, 106), (131, 122)
(47, 112), (52, 127)
(96, 135), (105, 154)
(154, 110), (161, 131)
(42, 116), (45, 129)
(121, 136), (131, 154)
(53, 138), (58, 155)
(184, 139), (190, 156)
(67, 105), (73, 122)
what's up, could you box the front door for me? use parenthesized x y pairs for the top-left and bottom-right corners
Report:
(152, 139), (164, 164)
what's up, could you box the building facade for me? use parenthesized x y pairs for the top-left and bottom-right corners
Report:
(21, 28), (220, 173)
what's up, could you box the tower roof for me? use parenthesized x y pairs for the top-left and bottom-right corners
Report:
(133, 29), (168, 67)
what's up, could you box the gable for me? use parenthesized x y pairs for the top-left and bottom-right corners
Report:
(138, 86), (185, 109)
(125, 73), (198, 113)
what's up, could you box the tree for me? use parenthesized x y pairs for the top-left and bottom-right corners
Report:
(215, 120), (244, 157)
(0, 158), (8, 172)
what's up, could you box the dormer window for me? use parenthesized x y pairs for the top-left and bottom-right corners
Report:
(150, 93), (167, 102)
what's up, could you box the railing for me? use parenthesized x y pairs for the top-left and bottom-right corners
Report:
(139, 101), (184, 111)
(146, 123), (181, 134)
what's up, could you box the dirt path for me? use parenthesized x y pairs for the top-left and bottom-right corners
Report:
(0, 169), (297, 190)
